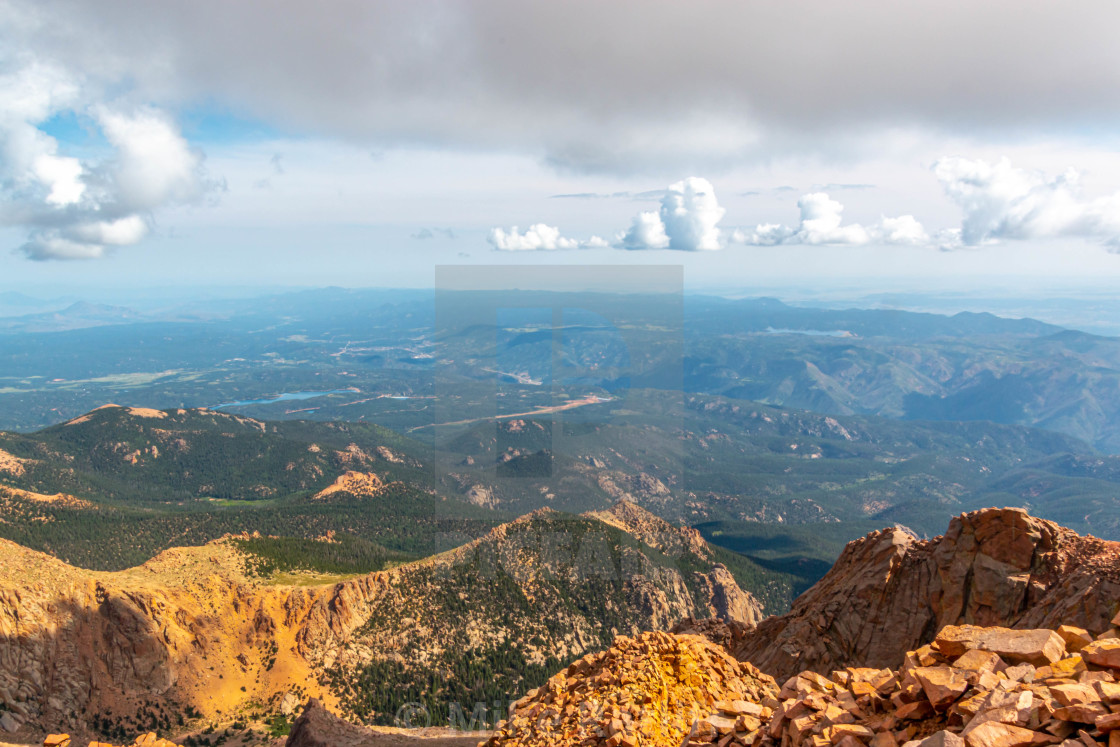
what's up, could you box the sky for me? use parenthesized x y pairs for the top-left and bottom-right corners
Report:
(4, 1), (1120, 294)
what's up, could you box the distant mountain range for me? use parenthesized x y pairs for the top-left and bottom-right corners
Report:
(4, 399), (1120, 611)
(3, 290), (1120, 454)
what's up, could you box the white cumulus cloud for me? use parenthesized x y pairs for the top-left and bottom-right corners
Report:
(488, 223), (606, 251)
(733, 192), (928, 247)
(489, 177), (730, 253)
(97, 107), (205, 211)
(0, 59), (210, 261)
(618, 210), (669, 251)
(619, 177), (726, 251)
(934, 156), (1120, 248)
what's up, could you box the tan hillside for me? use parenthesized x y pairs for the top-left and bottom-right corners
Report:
(311, 470), (386, 500)
(585, 500), (711, 559)
(0, 504), (759, 740)
(0, 449), (30, 477)
(0, 485), (95, 509)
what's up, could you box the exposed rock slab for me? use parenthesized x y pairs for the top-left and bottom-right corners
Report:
(732, 508), (1120, 681)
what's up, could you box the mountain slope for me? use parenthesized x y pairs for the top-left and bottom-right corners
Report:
(433, 388), (1120, 539)
(0, 404), (478, 571)
(0, 403), (433, 505)
(0, 502), (760, 740)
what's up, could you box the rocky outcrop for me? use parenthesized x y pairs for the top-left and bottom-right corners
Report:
(0, 539), (336, 736)
(586, 500), (710, 560)
(587, 501), (765, 626)
(310, 470), (386, 500)
(490, 621), (1120, 747)
(694, 564), (766, 625)
(731, 508), (1120, 681)
(484, 631), (778, 747)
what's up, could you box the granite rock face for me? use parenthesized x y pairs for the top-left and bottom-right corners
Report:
(731, 508), (1120, 681)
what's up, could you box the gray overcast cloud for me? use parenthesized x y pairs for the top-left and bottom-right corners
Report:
(6, 0), (1120, 174)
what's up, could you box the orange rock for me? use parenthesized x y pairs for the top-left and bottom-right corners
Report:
(871, 732), (899, 747)
(1097, 681), (1120, 701)
(896, 701), (934, 720)
(1043, 656), (1087, 679)
(43, 736), (71, 747)
(1058, 626), (1094, 653)
(913, 667), (972, 709)
(1098, 713), (1120, 733)
(962, 707), (1029, 737)
(1083, 640), (1120, 670)
(964, 722), (1045, 747)
(829, 725), (875, 743)
(1052, 703), (1108, 723)
(918, 731), (966, 747)
(934, 626), (1067, 667)
(954, 650), (1006, 673)
(1050, 683), (1102, 707)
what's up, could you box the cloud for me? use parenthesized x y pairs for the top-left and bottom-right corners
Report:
(934, 156), (1120, 248)
(411, 227), (456, 240)
(491, 177), (726, 252)
(816, 183), (875, 192)
(550, 192), (632, 200)
(733, 192), (928, 246)
(880, 214), (930, 245)
(618, 211), (669, 250)
(7, 1), (1119, 174)
(0, 58), (209, 260)
(254, 152), (285, 188)
(488, 223), (606, 251)
(619, 177), (726, 251)
(96, 107), (204, 210)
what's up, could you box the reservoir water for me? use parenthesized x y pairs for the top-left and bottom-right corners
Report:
(210, 389), (358, 410)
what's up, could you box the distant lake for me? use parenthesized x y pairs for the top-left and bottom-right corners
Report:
(210, 389), (358, 410)
(764, 327), (854, 338)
